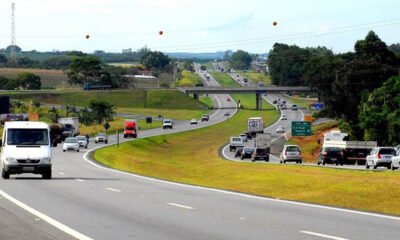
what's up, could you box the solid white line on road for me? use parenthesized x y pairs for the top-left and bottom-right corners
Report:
(76, 179), (84, 182)
(106, 187), (121, 192)
(0, 189), (93, 240)
(300, 231), (351, 240)
(167, 202), (194, 210)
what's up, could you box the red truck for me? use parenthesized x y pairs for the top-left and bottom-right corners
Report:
(124, 119), (138, 138)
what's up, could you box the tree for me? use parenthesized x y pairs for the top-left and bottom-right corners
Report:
(16, 72), (41, 89)
(0, 76), (16, 90)
(140, 51), (171, 70)
(230, 50), (252, 70)
(268, 43), (312, 86)
(88, 100), (115, 124)
(78, 107), (95, 126)
(359, 76), (400, 145)
(66, 56), (104, 85)
(0, 54), (7, 66)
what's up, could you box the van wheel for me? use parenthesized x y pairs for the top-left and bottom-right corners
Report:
(373, 164), (377, 169)
(77, 149), (80, 152)
(2, 168), (9, 179)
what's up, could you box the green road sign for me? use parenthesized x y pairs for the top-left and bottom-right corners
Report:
(292, 121), (312, 136)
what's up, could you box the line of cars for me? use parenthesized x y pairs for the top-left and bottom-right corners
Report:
(62, 133), (108, 152)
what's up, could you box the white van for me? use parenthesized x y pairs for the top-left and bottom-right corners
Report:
(1, 121), (53, 179)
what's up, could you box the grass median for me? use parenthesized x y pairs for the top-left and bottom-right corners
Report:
(94, 107), (400, 216)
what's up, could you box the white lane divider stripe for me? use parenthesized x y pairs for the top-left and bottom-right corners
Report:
(0, 189), (93, 240)
(167, 202), (194, 210)
(300, 231), (351, 240)
(76, 179), (84, 182)
(106, 187), (121, 192)
(58, 172), (65, 175)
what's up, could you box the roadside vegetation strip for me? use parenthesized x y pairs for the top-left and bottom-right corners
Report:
(1, 89), (207, 110)
(94, 109), (400, 216)
(285, 121), (339, 162)
(210, 72), (241, 87)
(237, 70), (272, 86)
(176, 70), (203, 87)
(117, 108), (209, 121)
(283, 94), (317, 109)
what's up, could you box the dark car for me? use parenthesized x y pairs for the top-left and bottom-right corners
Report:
(317, 147), (344, 165)
(241, 147), (255, 160)
(251, 147), (270, 162)
(234, 147), (244, 158)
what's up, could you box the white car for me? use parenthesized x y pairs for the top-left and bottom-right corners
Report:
(366, 147), (396, 169)
(281, 114), (287, 120)
(63, 137), (80, 152)
(389, 149), (400, 170)
(190, 119), (198, 125)
(95, 133), (108, 144)
(76, 135), (88, 149)
(280, 145), (302, 164)
(276, 126), (285, 133)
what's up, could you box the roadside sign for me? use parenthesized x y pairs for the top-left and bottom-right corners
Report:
(292, 121), (312, 136)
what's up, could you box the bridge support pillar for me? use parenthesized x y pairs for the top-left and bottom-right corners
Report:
(193, 93), (199, 100)
(256, 93), (262, 110)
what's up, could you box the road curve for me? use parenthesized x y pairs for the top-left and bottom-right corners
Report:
(0, 70), (399, 240)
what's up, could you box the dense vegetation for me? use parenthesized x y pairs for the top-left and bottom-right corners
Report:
(268, 31), (400, 144)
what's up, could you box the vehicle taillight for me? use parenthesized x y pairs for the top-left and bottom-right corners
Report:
(377, 154), (381, 159)
(284, 151), (287, 156)
(340, 151), (344, 156)
(322, 151), (327, 156)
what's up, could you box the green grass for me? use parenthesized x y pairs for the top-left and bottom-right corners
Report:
(94, 105), (400, 216)
(176, 70), (202, 87)
(237, 70), (271, 86)
(80, 117), (162, 136)
(199, 97), (213, 109)
(210, 72), (241, 87)
(211, 71), (271, 110)
(116, 108), (209, 121)
(203, 62), (214, 71)
(285, 95), (317, 109)
(1, 90), (207, 110)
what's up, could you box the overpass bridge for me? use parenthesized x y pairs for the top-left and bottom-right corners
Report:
(179, 86), (313, 110)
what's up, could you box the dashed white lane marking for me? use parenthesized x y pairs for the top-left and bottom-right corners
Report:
(0, 189), (93, 240)
(167, 202), (194, 210)
(106, 187), (121, 192)
(58, 172), (65, 175)
(240, 217), (246, 220)
(76, 179), (84, 182)
(300, 231), (351, 240)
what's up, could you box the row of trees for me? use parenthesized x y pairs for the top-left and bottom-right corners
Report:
(268, 31), (400, 144)
(0, 72), (41, 90)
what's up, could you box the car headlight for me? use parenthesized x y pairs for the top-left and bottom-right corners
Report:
(6, 157), (17, 163)
(41, 157), (51, 163)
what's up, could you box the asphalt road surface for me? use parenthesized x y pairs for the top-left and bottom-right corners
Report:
(0, 69), (399, 239)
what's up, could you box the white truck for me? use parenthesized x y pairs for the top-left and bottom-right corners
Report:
(322, 130), (377, 165)
(58, 117), (80, 138)
(1, 121), (53, 179)
(246, 117), (264, 139)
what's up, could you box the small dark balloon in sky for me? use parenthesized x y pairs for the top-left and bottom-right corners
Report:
(159, 30), (164, 35)
(85, 34), (90, 39)
(272, 21), (277, 26)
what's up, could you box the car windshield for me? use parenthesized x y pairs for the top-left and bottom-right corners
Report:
(65, 138), (78, 143)
(77, 137), (86, 141)
(97, 133), (106, 137)
(7, 128), (49, 145)
(325, 147), (342, 152)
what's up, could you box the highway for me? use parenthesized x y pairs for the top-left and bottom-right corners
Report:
(0, 68), (399, 240)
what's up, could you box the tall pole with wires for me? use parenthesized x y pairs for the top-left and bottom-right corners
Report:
(10, 2), (17, 65)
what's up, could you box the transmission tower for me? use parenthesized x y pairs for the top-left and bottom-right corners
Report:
(10, 2), (17, 64)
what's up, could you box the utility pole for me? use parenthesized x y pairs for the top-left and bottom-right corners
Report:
(10, 3), (17, 65)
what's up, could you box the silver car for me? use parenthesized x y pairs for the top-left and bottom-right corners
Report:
(280, 145), (302, 164)
(366, 147), (396, 169)
(63, 137), (80, 152)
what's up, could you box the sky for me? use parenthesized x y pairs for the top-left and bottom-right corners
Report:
(0, 0), (399, 54)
